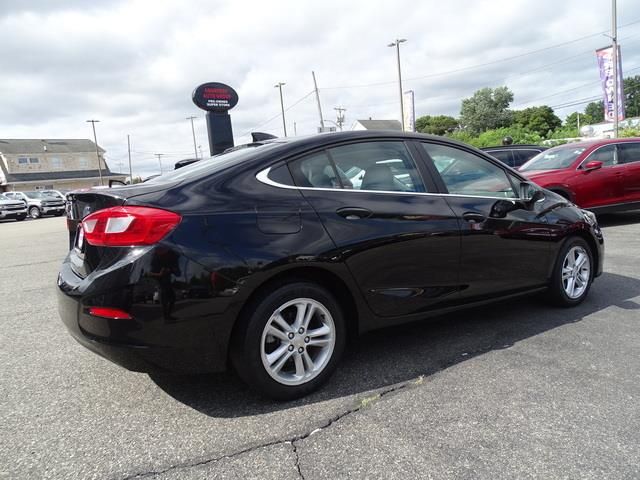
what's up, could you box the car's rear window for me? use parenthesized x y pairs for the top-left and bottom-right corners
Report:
(520, 146), (586, 171)
(145, 142), (283, 184)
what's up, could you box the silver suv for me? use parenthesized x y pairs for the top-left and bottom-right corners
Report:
(0, 193), (28, 221)
(3, 191), (66, 219)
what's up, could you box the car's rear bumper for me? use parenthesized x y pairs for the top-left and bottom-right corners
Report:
(56, 253), (238, 374)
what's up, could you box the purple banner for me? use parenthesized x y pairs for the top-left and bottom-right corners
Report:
(596, 46), (625, 122)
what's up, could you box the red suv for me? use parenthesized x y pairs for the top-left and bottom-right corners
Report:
(519, 138), (640, 213)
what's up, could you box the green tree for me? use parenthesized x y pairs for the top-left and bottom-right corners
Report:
(459, 86), (514, 135)
(415, 115), (458, 135)
(584, 101), (604, 124)
(513, 106), (561, 137)
(623, 75), (640, 118)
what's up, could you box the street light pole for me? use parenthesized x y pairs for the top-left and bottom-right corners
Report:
(274, 82), (287, 137)
(86, 119), (103, 185)
(155, 153), (164, 174)
(612, 0), (619, 138)
(388, 39), (407, 131)
(186, 116), (199, 158)
(334, 107), (346, 131)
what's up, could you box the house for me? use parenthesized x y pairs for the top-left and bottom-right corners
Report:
(0, 139), (126, 192)
(351, 119), (402, 131)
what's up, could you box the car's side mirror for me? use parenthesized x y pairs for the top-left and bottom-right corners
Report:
(519, 182), (544, 204)
(583, 160), (603, 172)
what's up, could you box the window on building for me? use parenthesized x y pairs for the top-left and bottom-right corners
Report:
(50, 157), (62, 169)
(79, 157), (89, 168)
(29, 157), (39, 164)
(18, 157), (28, 164)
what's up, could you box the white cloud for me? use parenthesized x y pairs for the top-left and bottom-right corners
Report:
(1, 0), (639, 176)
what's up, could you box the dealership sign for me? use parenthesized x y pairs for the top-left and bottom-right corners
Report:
(192, 82), (239, 112)
(595, 46), (625, 123)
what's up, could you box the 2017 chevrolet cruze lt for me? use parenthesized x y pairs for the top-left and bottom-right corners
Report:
(58, 131), (604, 399)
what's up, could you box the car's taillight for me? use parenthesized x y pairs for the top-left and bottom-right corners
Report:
(82, 206), (181, 247)
(88, 307), (132, 320)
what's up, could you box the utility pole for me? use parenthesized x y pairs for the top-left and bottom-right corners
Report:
(186, 116), (199, 158)
(155, 153), (164, 174)
(274, 82), (287, 137)
(312, 71), (325, 131)
(86, 119), (103, 185)
(388, 39), (407, 131)
(577, 112), (581, 133)
(198, 145), (203, 158)
(294, 121), (297, 136)
(127, 134), (133, 183)
(334, 107), (346, 131)
(612, 0), (619, 138)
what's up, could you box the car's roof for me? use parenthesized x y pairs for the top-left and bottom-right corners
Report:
(547, 137), (640, 150)
(481, 144), (547, 150)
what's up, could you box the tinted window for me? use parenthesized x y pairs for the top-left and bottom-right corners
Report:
(421, 143), (517, 198)
(289, 141), (426, 192)
(485, 150), (514, 167)
(267, 163), (295, 186)
(585, 145), (617, 166)
(289, 152), (341, 188)
(512, 149), (541, 167)
(618, 143), (640, 164)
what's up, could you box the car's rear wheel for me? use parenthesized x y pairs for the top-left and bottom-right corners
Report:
(29, 206), (41, 219)
(231, 281), (345, 400)
(16, 214), (26, 221)
(548, 237), (593, 307)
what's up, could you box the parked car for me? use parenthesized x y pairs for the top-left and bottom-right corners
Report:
(58, 131), (604, 399)
(481, 144), (548, 169)
(3, 191), (66, 218)
(40, 189), (69, 200)
(0, 193), (28, 221)
(519, 138), (640, 213)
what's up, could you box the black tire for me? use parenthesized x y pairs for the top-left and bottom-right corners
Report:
(231, 281), (346, 400)
(548, 237), (594, 307)
(16, 215), (26, 221)
(29, 206), (41, 219)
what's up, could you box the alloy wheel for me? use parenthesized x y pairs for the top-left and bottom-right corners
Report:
(561, 245), (591, 299)
(260, 298), (335, 386)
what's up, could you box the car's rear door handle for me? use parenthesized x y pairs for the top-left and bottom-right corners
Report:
(462, 212), (486, 223)
(336, 207), (373, 220)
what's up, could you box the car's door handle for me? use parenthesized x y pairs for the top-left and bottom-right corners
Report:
(462, 212), (486, 223)
(336, 207), (373, 220)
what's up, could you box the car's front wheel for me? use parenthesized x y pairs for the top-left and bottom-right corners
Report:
(231, 281), (346, 400)
(548, 237), (593, 307)
(29, 206), (41, 219)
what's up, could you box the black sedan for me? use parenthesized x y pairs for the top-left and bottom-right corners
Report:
(57, 131), (604, 399)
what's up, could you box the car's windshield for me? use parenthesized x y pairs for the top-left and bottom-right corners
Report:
(520, 146), (586, 171)
(145, 142), (282, 184)
(24, 191), (46, 199)
(0, 193), (8, 200)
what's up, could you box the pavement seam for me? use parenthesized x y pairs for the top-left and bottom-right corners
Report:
(119, 337), (514, 479)
(120, 378), (418, 480)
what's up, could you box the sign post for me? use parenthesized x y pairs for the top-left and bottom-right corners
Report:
(192, 82), (239, 155)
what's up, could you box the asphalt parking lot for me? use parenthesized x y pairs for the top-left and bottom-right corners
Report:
(1, 213), (639, 480)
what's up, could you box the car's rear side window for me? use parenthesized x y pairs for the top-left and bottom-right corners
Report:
(512, 149), (540, 167)
(486, 150), (514, 167)
(289, 141), (426, 193)
(618, 143), (640, 164)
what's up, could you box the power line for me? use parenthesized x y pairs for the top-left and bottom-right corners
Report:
(320, 19), (640, 91)
(237, 90), (315, 138)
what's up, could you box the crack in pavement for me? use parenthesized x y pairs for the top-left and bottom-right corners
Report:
(120, 379), (416, 480)
(120, 339), (507, 479)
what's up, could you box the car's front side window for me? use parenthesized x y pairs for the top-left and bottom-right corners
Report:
(585, 144), (617, 166)
(421, 143), (517, 198)
(289, 141), (426, 193)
